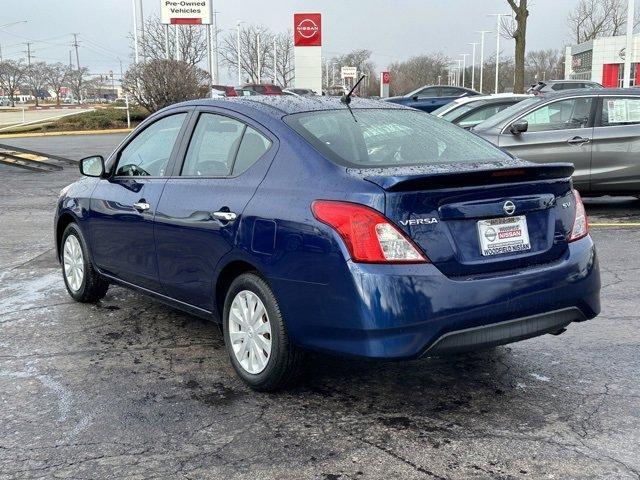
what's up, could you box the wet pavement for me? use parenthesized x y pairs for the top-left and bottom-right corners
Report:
(1, 134), (639, 479)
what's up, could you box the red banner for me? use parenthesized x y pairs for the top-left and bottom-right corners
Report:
(294, 13), (321, 47)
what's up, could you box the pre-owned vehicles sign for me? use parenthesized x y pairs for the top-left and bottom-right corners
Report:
(161, 0), (212, 25)
(294, 13), (322, 46)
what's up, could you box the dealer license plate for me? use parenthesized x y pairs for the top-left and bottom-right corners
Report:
(477, 215), (531, 256)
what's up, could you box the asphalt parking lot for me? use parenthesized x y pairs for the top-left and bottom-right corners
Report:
(1, 134), (639, 479)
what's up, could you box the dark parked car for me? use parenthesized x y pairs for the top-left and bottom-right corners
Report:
(241, 84), (283, 95)
(527, 80), (602, 96)
(385, 85), (481, 112)
(473, 88), (640, 196)
(432, 94), (530, 129)
(55, 96), (600, 391)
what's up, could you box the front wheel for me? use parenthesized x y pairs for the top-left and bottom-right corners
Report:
(223, 272), (302, 391)
(61, 223), (109, 303)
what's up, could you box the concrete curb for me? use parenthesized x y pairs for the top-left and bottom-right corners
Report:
(0, 128), (133, 139)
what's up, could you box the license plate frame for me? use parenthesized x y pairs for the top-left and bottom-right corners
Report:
(477, 215), (531, 257)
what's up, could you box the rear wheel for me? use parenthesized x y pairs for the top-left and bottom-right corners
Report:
(223, 272), (302, 391)
(61, 223), (109, 303)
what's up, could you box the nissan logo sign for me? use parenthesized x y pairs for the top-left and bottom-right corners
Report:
(503, 200), (516, 216)
(296, 18), (318, 39)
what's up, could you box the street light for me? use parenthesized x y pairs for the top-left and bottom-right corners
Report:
(0, 20), (27, 62)
(623, 0), (635, 87)
(488, 13), (512, 94)
(236, 21), (244, 86)
(469, 42), (479, 90)
(460, 53), (470, 88)
(476, 30), (491, 94)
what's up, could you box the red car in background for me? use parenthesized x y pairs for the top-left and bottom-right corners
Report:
(241, 84), (283, 95)
(212, 85), (238, 97)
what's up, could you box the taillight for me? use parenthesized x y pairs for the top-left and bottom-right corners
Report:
(311, 200), (429, 263)
(568, 189), (589, 242)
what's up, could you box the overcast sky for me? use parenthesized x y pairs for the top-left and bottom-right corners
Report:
(0, 0), (579, 82)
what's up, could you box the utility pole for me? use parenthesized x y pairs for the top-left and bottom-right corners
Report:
(0, 20), (27, 62)
(69, 50), (73, 69)
(469, 42), (478, 90)
(25, 42), (33, 66)
(476, 30), (491, 94)
(138, 0), (145, 61)
(460, 53), (470, 88)
(72, 34), (81, 70)
(624, 0), (635, 87)
(131, 0), (139, 63)
(488, 14), (511, 94)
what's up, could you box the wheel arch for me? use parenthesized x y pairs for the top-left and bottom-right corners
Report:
(55, 212), (79, 261)
(214, 259), (262, 319)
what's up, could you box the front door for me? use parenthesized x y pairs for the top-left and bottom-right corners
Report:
(154, 109), (275, 310)
(590, 95), (640, 194)
(498, 96), (595, 192)
(88, 111), (190, 291)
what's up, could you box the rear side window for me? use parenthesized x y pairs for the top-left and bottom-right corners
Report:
(284, 109), (510, 168)
(601, 97), (640, 126)
(233, 127), (272, 175)
(181, 113), (245, 176)
(521, 97), (593, 132)
(457, 103), (515, 128)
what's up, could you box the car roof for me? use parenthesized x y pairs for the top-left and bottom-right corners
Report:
(174, 95), (407, 119)
(537, 88), (640, 98)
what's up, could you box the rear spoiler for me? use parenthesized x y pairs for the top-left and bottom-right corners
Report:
(357, 163), (575, 192)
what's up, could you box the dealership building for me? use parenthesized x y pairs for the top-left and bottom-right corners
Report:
(565, 34), (640, 87)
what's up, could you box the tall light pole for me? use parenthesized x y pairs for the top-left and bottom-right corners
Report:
(460, 53), (470, 88)
(488, 13), (511, 94)
(476, 30), (491, 94)
(131, 0), (139, 63)
(273, 37), (277, 85)
(236, 21), (243, 85)
(469, 42), (478, 91)
(624, 0), (635, 87)
(455, 60), (463, 86)
(257, 33), (261, 82)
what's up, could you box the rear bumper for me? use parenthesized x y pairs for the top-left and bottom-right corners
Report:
(269, 235), (600, 359)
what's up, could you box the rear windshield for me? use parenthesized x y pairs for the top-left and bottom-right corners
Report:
(284, 109), (509, 168)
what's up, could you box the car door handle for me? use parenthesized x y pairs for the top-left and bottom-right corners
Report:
(133, 201), (150, 213)
(213, 211), (237, 222)
(567, 136), (590, 146)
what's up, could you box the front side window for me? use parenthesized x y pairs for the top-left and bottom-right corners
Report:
(115, 113), (187, 176)
(440, 87), (464, 97)
(600, 97), (640, 126)
(181, 113), (245, 176)
(520, 97), (593, 132)
(284, 109), (510, 168)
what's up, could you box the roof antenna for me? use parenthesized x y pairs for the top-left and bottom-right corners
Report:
(340, 74), (367, 105)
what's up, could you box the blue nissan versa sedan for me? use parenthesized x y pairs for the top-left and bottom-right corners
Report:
(55, 96), (601, 391)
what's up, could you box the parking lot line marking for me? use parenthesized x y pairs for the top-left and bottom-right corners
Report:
(589, 223), (640, 227)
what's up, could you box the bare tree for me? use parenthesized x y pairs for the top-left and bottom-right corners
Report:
(568, 0), (640, 43)
(67, 67), (89, 103)
(274, 31), (294, 87)
(44, 63), (70, 106)
(219, 24), (275, 84)
(501, 0), (529, 93)
(131, 16), (208, 67)
(122, 59), (210, 113)
(387, 53), (449, 96)
(525, 49), (564, 85)
(0, 60), (26, 106)
(325, 49), (376, 93)
(25, 62), (48, 107)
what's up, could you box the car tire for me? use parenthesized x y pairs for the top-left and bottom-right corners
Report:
(60, 223), (109, 303)
(223, 272), (303, 391)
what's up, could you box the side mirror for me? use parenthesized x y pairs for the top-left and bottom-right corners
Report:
(412, 95), (419, 101)
(510, 120), (528, 135)
(79, 155), (105, 177)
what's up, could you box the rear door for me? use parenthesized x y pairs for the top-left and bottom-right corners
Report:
(154, 108), (276, 310)
(590, 95), (640, 194)
(89, 110), (190, 290)
(497, 96), (596, 192)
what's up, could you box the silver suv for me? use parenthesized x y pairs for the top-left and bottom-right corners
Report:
(527, 80), (602, 95)
(472, 89), (640, 196)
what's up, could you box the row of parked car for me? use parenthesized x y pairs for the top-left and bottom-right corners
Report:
(212, 84), (317, 97)
(385, 81), (639, 196)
